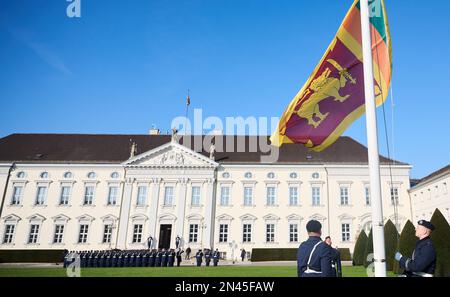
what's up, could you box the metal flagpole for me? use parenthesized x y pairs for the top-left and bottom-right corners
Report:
(360, 0), (387, 277)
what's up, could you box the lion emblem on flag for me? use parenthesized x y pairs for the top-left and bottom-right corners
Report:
(295, 59), (357, 128)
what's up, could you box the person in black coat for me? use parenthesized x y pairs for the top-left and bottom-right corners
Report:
(168, 249), (175, 267)
(161, 249), (168, 267)
(395, 220), (437, 277)
(324, 236), (342, 277)
(185, 247), (191, 260)
(240, 249), (246, 262)
(176, 249), (184, 267)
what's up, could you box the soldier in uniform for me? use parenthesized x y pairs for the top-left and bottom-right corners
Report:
(111, 251), (118, 268)
(324, 236), (342, 277)
(123, 251), (130, 267)
(213, 249), (220, 267)
(149, 249), (156, 267)
(161, 249), (168, 267)
(168, 249), (175, 267)
(395, 220), (437, 277)
(155, 249), (162, 267)
(195, 249), (204, 267)
(176, 249), (184, 267)
(205, 249), (211, 266)
(297, 220), (333, 277)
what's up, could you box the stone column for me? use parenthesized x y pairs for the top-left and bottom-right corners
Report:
(176, 178), (188, 247)
(203, 178), (216, 249)
(148, 178), (161, 248)
(116, 177), (134, 249)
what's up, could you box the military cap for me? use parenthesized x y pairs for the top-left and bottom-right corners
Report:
(306, 220), (322, 233)
(418, 220), (435, 231)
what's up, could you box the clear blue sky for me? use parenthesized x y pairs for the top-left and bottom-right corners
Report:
(0, 0), (449, 178)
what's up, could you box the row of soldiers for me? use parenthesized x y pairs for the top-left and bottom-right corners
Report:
(63, 248), (186, 268)
(194, 248), (221, 266)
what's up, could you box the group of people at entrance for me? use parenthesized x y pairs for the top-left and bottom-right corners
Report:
(297, 219), (437, 277)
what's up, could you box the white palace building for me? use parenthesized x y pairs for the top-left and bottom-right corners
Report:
(0, 132), (413, 259)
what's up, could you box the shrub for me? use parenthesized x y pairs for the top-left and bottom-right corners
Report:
(393, 220), (416, 274)
(338, 248), (351, 261)
(384, 219), (400, 271)
(352, 231), (368, 266)
(363, 228), (373, 268)
(430, 208), (450, 277)
(0, 249), (66, 263)
(250, 248), (297, 261)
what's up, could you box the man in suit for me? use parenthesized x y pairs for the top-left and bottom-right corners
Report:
(176, 249), (184, 267)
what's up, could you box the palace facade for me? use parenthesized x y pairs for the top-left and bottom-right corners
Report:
(0, 133), (413, 259)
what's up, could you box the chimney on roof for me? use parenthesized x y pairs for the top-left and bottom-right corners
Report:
(149, 127), (160, 135)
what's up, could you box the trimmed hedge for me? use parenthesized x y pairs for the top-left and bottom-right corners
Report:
(338, 248), (351, 261)
(384, 219), (400, 271)
(430, 209), (450, 277)
(0, 249), (66, 263)
(393, 220), (416, 274)
(363, 228), (373, 268)
(352, 231), (368, 266)
(251, 247), (351, 262)
(251, 248), (297, 261)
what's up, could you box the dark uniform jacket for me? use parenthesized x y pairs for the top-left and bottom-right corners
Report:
(399, 236), (436, 276)
(330, 247), (342, 277)
(297, 236), (333, 277)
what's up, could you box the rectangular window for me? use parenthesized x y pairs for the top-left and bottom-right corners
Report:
(220, 186), (230, 206)
(289, 224), (298, 242)
(289, 187), (298, 206)
(244, 187), (253, 206)
(266, 224), (275, 243)
(60, 186), (71, 205)
(390, 187), (399, 205)
(365, 187), (371, 206)
(107, 186), (118, 205)
(219, 224), (228, 243)
(164, 186), (174, 206)
(35, 186), (47, 205)
(103, 224), (112, 243)
(78, 224), (89, 243)
(132, 224), (143, 243)
(266, 187), (276, 206)
(136, 186), (147, 206)
(3, 224), (15, 244)
(28, 224), (40, 244)
(341, 223), (350, 242)
(191, 186), (201, 206)
(189, 224), (198, 243)
(243, 224), (252, 242)
(340, 187), (349, 205)
(11, 186), (23, 205)
(312, 187), (321, 206)
(53, 224), (65, 244)
(83, 186), (94, 205)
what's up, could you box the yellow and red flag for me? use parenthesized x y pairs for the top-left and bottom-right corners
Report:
(270, 0), (392, 151)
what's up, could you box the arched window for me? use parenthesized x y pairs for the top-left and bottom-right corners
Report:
(289, 172), (298, 179)
(110, 172), (120, 179)
(63, 172), (73, 179)
(312, 172), (319, 179)
(16, 171), (26, 178)
(40, 172), (49, 179)
(267, 172), (275, 179)
(222, 172), (230, 179)
(87, 172), (97, 179)
(244, 172), (252, 179)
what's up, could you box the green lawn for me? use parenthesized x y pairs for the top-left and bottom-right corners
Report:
(0, 265), (395, 277)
